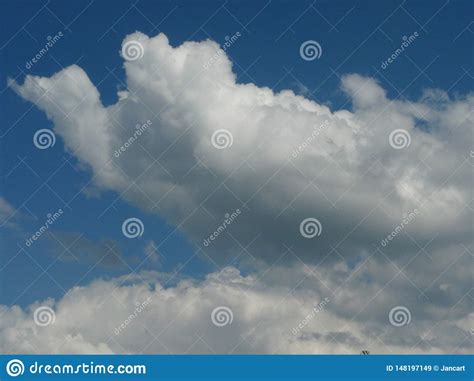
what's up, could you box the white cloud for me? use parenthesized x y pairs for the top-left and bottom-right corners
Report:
(9, 32), (472, 265)
(0, 260), (470, 354)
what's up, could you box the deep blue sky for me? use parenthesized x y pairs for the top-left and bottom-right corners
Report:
(0, 0), (472, 307)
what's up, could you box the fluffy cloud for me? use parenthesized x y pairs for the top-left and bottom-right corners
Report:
(9, 32), (472, 266)
(0, 261), (470, 354)
(7, 32), (473, 354)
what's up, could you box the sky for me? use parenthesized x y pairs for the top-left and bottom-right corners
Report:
(0, 0), (472, 354)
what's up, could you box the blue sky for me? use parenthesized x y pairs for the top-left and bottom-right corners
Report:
(0, 0), (472, 355)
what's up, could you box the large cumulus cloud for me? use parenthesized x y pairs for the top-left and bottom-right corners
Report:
(9, 32), (473, 264)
